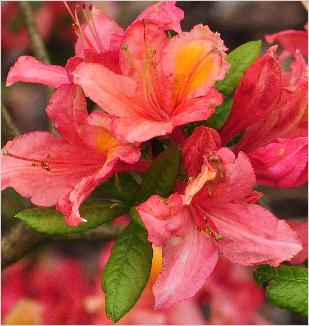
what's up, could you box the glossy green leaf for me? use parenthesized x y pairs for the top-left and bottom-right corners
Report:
(138, 147), (181, 202)
(205, 98), (233, 129)
(216, 40), (262, 97)
(99, 173), (140, 203)
(254, 264), (308, 316)
(102, 222), (153, 322)
(15, 200), (128, 234)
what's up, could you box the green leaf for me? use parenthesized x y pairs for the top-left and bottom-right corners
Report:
(99, 173), (140, 203)
(138, 147), (181, 202)
(254, 264), (308, 317)
(102, 222), (153, 322)
(130, 207), (146, 229)
(15, 200), (128, 234)
(216, 40), (262, 97)
(205, 98), (233, 129)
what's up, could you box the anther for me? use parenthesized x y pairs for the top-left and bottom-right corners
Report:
(3, 149), (9, 156)
(215, 234), (223, 241)
(41, 161), (51, 171)
(121, 44), (129, 51)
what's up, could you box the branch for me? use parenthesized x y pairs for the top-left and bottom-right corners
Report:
(18, 1), (50, 64)
(2, 222), (46, 269)
(1, 100), (20, 138)
(2, 222), (122, 269)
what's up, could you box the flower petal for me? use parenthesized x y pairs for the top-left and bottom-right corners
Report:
(110, 116), (173, 143)
(266, 29), (308, 59)
(182, 126), (221, 177)
(6, 56), (69, 87)
(46, 85), (88, 144)
(220, 47), (282, 145)
(172, 88), (223, 127)
(206, 203), (302, 266)
(75, 8), (124, 57)
(73, 62), (144, 118)
(154, 222), (218, 308)
(162, 24), (228, 105)
(119, 21), (168, 84)
(196, 150), (256, 206)
(136, 194), (188, 246)
(248, 137), (308, 187)
(1, 132), (103, 207)
(133, 1), (184, 33)
(56, 162), (115, 226)
(287, 219), (308, 264)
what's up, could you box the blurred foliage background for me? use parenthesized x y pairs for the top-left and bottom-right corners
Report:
(1, 1), (307, 325)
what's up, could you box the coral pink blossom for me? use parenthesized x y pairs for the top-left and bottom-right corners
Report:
(2, 254), (92, 324)
(74, 19), (229, 142)
(137, 126), (302, 308)
(199, 258), (266, 325)
(6, 2), (184, 114)
(287, 219), (308, 264)
(1, 86), (140, 226)
(220, 47), (308, 188)
(265, 24), (308, 60)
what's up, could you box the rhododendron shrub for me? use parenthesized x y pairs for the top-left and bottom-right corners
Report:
(2, 1), (308, 324)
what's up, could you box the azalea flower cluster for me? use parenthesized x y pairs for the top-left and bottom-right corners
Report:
(2, 248), (267, 325)
(2, 1), (308, 315)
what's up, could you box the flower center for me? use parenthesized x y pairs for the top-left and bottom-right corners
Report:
(190, 204), (222, 241)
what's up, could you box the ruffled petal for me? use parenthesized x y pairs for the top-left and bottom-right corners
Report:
(133, 1), (184, 33)
(287, 219), (308, 264)
(206, 203), (302, 266)
(154, 222), (218, 308)
(46, 85), (88, 144)
(162, 24), (228, 106)
(73, 62), (144, 118)
(195, 150), (256, 206)
(136, 193), (189, 246)
(248, 137), (308, 188)
(220, 46), (282, 145)
(6, 56), (69, 87)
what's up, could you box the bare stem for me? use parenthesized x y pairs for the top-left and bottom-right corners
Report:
(1, 222), (122, 269)
(1, 100), (20, 138)
(18, 1), (50, 64)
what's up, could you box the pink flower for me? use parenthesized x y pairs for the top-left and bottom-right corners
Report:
(1, 86), (140, 226)
(265, 24), (308, 60)
(73, 11), (229, 143)
(136, 126), (302, 308)
(220, 47), (308, 188)
(199, 257), (266, 325)
(2, 253), (92, 325)
(6, 2), (184, 115)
